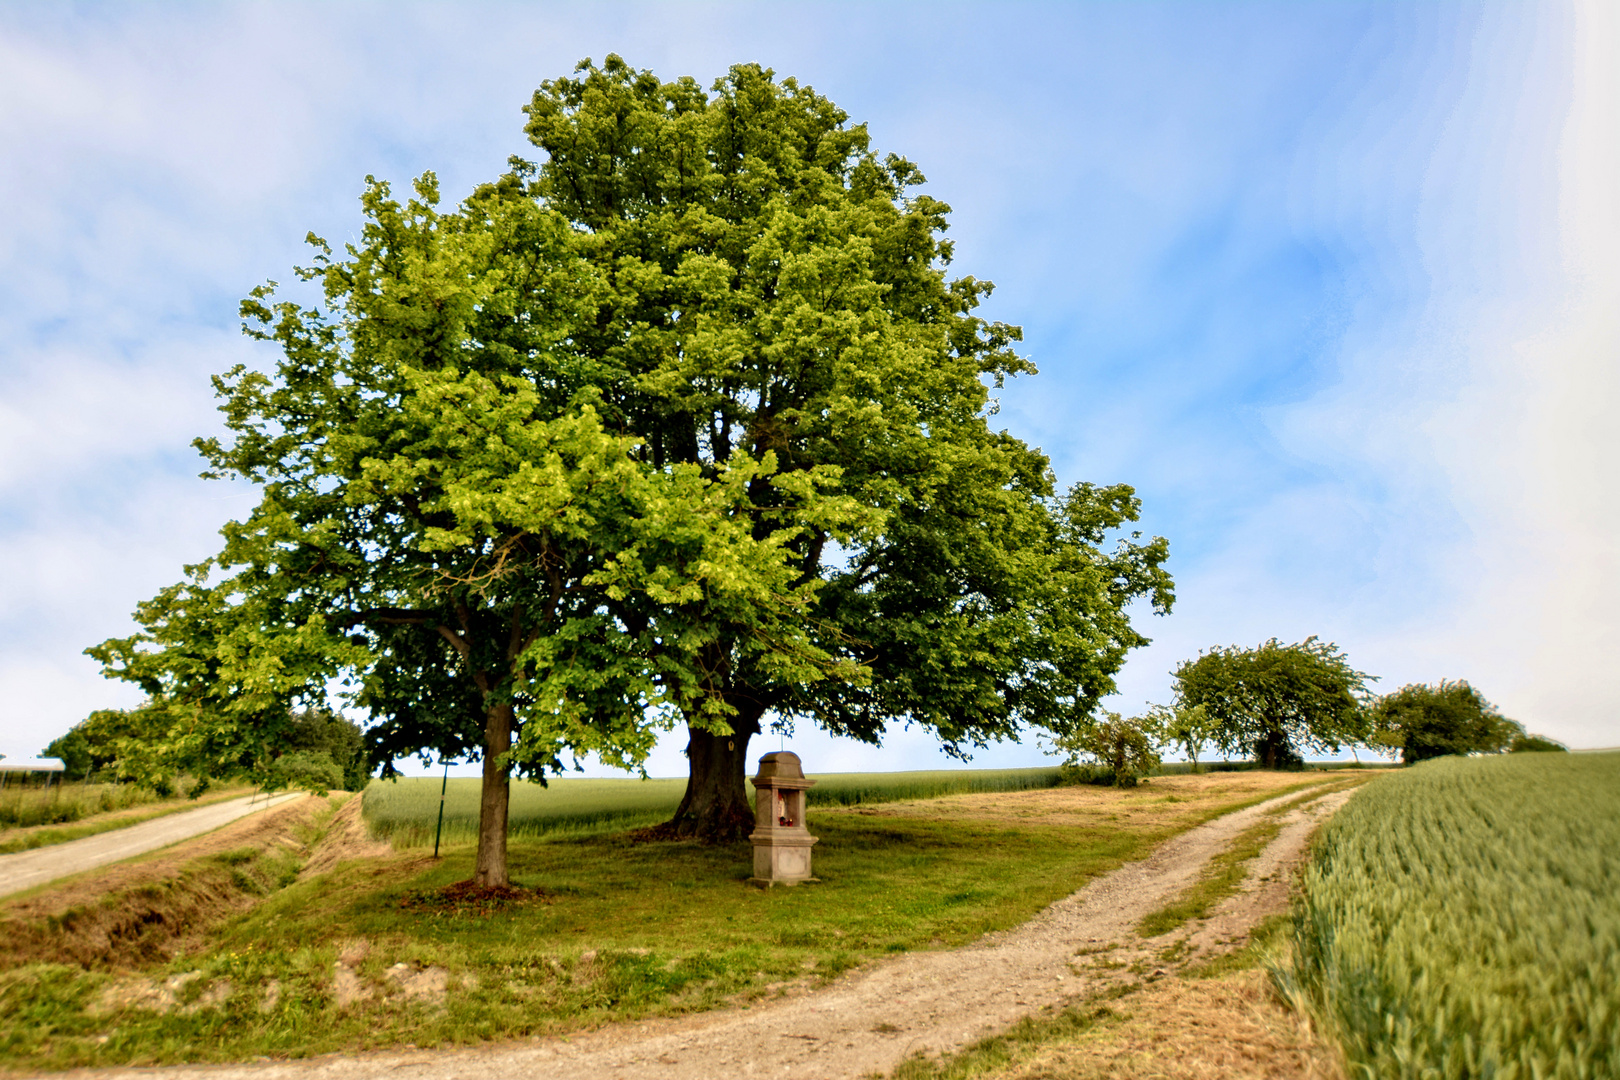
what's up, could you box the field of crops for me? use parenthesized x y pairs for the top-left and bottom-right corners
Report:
(0, 781), (155, 830)
(1290, 752), (1619, 1079)
(362, 766), (1064, 846)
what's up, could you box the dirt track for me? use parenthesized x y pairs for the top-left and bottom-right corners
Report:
(0, 792), (305, 900)
(67, 782), (1358, 1080)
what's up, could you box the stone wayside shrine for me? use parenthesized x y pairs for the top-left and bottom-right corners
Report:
(748, 751), (818, 887)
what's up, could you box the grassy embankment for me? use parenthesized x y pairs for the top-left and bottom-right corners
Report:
(0, 768), (1339, 1072)
(0, 782), (254, 855)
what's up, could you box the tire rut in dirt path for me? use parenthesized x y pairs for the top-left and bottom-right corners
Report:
(72, 782), (1360, 1080)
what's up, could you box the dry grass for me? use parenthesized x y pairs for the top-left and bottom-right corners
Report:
(849, 770), (1353, 830)
(998, 972), (1345, 1080)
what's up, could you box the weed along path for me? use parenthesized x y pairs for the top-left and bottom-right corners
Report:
(0, 792), (305, 900)
(71, 780), (1362, 1080)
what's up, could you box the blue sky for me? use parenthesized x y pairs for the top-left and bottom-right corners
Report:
(2, 1), (1615, 775)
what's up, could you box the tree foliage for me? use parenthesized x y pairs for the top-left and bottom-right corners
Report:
(282, 709), (370, 792)
(89, 164), (858, 882)
(1172, 637), (1370, 768)
(1368, 681), (1522, 764)
(1508, 733), (1567, 753)
(43, 706), (165, 786)
(1152, 702), (1215, 772)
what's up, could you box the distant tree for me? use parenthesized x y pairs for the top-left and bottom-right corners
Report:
(1509, 733), (1568, 754)
(41, 729), (92, 782)
(1153, 702), (1215, 772)
(283, 709), (370, 792)
(266, 749), (346, 795)
(43, 706), (164, 785)
(1054, 711), (1163, 787)
(1173, 637), (1372, 769)
(1368, 681), (1520, 764)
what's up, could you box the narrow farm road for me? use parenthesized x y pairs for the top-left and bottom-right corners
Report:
(0, 792), (305, 900)
(76, 782), (1358, 1080)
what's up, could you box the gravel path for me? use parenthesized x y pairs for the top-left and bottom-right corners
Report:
(0, 792), (305, 899)
(70, 783), (1358, 1080)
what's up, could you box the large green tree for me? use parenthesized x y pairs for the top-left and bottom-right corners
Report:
(1172, 637), (1371, 768)
(521, 58), (1173, 837)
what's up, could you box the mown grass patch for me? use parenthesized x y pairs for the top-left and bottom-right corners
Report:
(888, 1001), (1126, 1080)
(1286, 752), (1620, 1079)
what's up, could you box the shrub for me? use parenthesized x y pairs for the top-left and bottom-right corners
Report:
(1053, 712), (1161, 787)
(266, 751), (344, 795)
(1509, 733), (1567, 753)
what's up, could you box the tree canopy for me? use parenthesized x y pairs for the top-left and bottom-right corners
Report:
(1172, 637), (1370, 768)
(89, 57), (1173, 881)
(1368, 680), (1522, 764)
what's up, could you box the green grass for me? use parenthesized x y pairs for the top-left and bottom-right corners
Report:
(1285, 752), (1620, 1079)
(362, 767), (1066, 847)
(0, 771), (1335, 1071)
(887, 1001), (1126, 1080)
(1136, 815), (1286, 939)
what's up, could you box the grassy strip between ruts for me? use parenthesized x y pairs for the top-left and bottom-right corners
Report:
(0, 770), (1345, 1073)
(1132, 779), (1369, 938)
(0, 785), (257, 855)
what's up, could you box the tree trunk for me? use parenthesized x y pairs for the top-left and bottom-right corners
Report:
(1257, 729), (1285, 770)
(474, 702), (513, 888)
(664, 708), (763, 843)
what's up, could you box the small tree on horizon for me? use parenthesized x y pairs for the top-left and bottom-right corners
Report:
(1172, 637), (1372, 768)
(1053, 711), (1164, 787)
(1153, 702), (1215, 773)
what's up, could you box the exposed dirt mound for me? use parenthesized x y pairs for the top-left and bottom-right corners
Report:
(396, 879), (549, 916)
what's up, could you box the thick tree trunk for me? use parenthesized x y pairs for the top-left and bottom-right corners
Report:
(664, 707), (764, 843)
(474, 702), (513, 888)
(1256, 729), (1287, 770)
